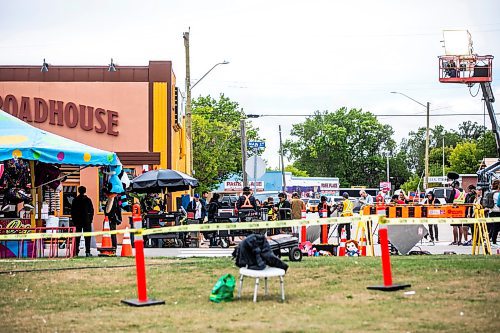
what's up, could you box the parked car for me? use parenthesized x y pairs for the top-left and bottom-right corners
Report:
(306, 198), (320, 213)
(254, 191), (280, 206)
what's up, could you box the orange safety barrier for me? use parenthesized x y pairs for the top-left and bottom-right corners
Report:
(363, 204), (470, 218)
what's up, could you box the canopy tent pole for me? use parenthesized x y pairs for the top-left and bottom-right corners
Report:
(37, 186), (43, 227)
(29, 160), (36, 228)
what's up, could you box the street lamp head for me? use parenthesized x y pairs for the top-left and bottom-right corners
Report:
(246, 114), (261, 118)
(222, 60), (230, 65)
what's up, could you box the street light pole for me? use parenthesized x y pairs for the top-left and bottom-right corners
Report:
(183, 30), (229, 176)
(183, 30), (192, 176)
(279, 125), (286, 193)
(425, 101), (430, 190)
(240, 118), (248, 187)
(390, 91), (430, 190)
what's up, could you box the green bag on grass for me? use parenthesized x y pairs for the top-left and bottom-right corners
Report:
(209, 273), (235, 303)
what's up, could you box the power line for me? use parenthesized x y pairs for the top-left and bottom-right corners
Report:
(246, 113), (500, 118)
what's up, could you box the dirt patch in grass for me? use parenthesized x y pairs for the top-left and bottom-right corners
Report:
(0, 256), (499, 332)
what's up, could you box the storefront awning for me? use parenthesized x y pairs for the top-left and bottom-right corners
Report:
(0, 110), (121, 167)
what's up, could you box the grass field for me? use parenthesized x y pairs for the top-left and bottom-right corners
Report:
(0, 255), (499, 333)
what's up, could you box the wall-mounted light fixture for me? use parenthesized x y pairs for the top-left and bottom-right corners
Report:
(41, 58), (49, 72)
(108, 58), (117, 72)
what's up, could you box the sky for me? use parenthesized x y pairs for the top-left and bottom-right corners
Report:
(1, 0), (500, 169)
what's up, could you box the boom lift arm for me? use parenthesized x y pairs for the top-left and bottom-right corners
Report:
(477, 82), (499, 187)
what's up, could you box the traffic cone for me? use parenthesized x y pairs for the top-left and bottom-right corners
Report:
(97, 217), (116, 257)
(359, 233), (367, 257)
(338, 228), (346, 256)
(120, 228), (133, 257)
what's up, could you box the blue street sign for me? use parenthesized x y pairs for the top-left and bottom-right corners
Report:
(247, 141), (266, 149)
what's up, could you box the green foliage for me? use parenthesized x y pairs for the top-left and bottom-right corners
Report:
(448, 141), (481, 174)
(285, 165), (309, 177)
(477, 130), (497, 158)
(387, 151), (412, 189)
(400, 174), (422, 192)
(191, 94), (261, 192)
(459, 121), (486, 140)
(283, 108), (395, 187)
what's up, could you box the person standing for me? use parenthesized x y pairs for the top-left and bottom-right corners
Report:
(105, 194), (122, 249)
(71, 186), (94, 257)
(463, 185), (477, 246)
(290, 192), (306, 220)
(274, 192), (291, 220)
(236, 186), (258, 222)
(317, 195), (331, 218)
(339, 192), (353, 240)
(187, 193), (204, 222)
(423, 191), (439, 242)
(359, 190), (374, 206)
(200, 191), (209, 222)
(487, 180), (500, 245)
(448, 180), (465, 245)
(206, 193), (221, 247)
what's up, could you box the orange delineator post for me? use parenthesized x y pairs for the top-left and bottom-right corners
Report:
(321, 225), (328, 244)
(367, 227), (410, 291)
(338, 228), (346, 256)
(320, 205), (328, 243)
(300, 209), (307, 243)
(121, 235), (165, 307)
(359, 233), (367, 257)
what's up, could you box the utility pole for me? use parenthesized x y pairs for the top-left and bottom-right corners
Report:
(442, 136), (445, 178)
(279, 125), (286, 192)
(240, 118), (248, 187)
(424, 101), (430, 190)
(183, 29), (193, 176)
(386, 155), (390, 183)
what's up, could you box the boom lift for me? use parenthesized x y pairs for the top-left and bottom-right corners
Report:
(438, 30), (497, 188)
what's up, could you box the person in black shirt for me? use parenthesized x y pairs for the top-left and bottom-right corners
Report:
(423, 191), (439, 242)
(274, 192), (291, 220)
(71, 186), (94, 256)
(236, 187), (258, 222)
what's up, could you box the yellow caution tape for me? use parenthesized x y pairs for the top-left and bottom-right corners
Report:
(378, 217), (500, 225)
(0, 215), (499, 241)
(0, 216), (366, 240)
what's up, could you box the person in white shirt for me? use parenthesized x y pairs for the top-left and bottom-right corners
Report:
(359, 190), (374, 205)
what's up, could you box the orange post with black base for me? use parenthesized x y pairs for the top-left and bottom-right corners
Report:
(367, 227), (411, 291)
(121, 233), (165, 307)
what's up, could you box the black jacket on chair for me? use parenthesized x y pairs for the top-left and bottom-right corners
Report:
(233, 234), (288, 271)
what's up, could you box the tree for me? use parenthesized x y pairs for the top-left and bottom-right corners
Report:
(399, 127), (427, 174)
(400, 174), (422, 193)
(428, 146), (454, 175)
(477, 130), (498, 158)
(459, 121), (486, 140)
(387, 151), (412, 189)
(285, 165), (309, 177)
(448, 141), (482, 174)
(283, 108), (395, 187)
(191, 94), (261, 192)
